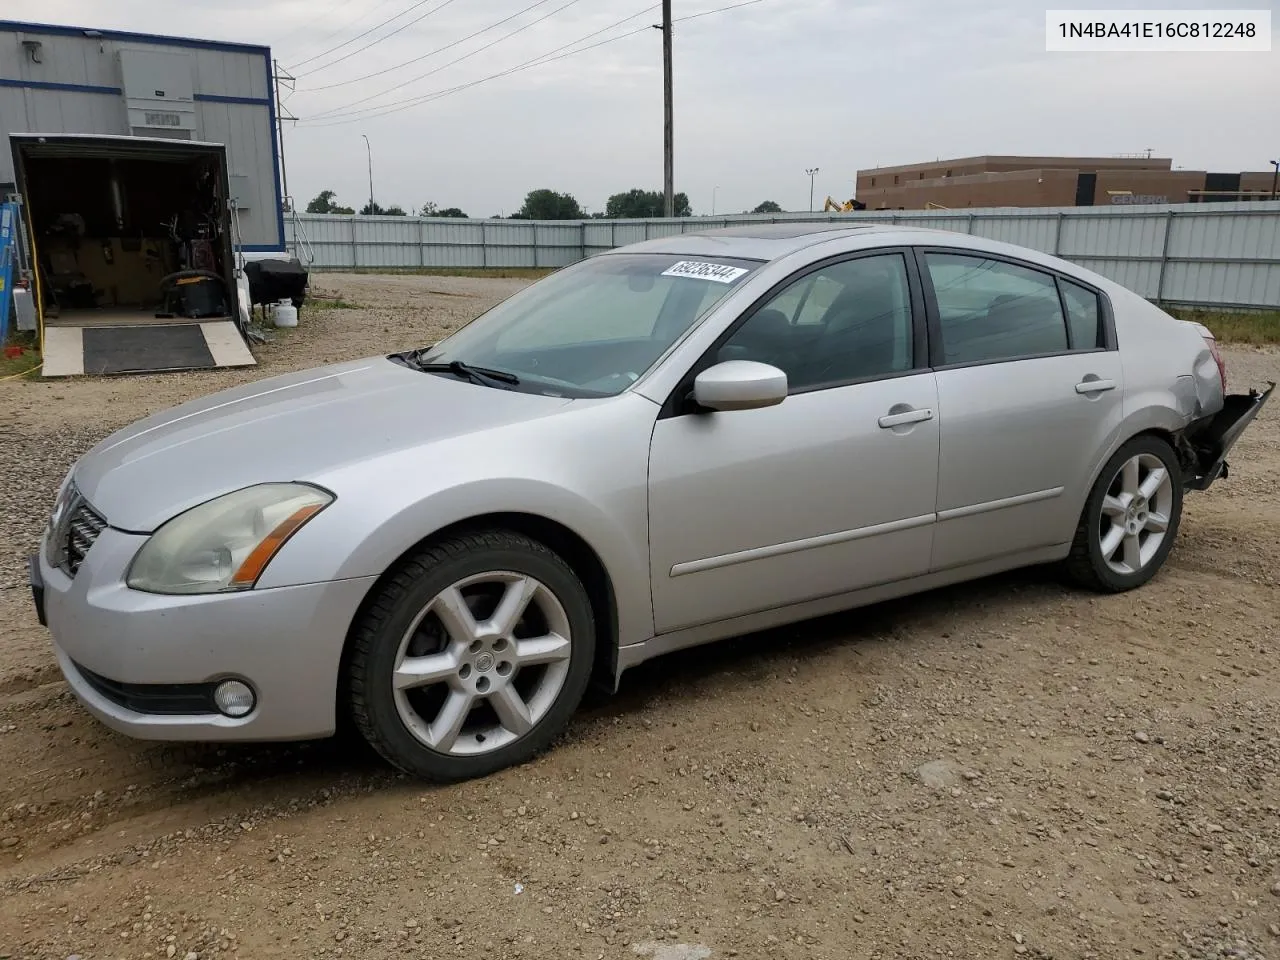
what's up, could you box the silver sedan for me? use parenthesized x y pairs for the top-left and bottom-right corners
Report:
(31, 224), (1272, 781)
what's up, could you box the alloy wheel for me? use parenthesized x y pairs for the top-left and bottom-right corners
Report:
(391, 571), (572, 756)
(1097, 452), (1174, 576)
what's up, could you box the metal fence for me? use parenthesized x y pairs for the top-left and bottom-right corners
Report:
(285, 200), (1280, 310)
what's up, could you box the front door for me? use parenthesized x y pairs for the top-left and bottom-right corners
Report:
(647, 251), (940, 634)
(919, 249), (1126, 570)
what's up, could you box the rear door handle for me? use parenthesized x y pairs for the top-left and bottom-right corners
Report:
(1075, 378), (1117, 395)
(878, 407), (934, 428)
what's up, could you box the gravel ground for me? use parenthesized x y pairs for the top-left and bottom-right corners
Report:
(0, 273), (1278, 960)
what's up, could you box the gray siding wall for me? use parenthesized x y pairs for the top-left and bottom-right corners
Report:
(1, 24), (282, 249)
(287, 201), (1280, 310)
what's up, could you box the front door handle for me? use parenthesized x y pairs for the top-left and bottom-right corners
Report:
(1075, 378), (1117, 395)
(878, 407), (934, 428)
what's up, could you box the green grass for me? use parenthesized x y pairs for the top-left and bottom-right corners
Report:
(304, 296), (363, 311)
(0, 336), (42, 381)
(1164, 307), (1280, 346)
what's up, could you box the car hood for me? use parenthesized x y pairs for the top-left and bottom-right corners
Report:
(73, 356), (573, 531)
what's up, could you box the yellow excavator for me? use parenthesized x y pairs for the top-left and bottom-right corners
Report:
(823, 196), (867, 213)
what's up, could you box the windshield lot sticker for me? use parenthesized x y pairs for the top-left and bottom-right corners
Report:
(661, 261), (749, 284)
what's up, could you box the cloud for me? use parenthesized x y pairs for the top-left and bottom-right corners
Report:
(5, 0), (1274, 217)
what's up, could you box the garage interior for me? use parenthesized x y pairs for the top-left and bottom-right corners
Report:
(17, 140), (255, 377)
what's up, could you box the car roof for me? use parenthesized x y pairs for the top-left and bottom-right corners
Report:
(613, 222), (930, 261)
(605, 220), (1132, 302)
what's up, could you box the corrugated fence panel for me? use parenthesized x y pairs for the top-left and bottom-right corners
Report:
(611, 223), (649, 245)
(974, 215), (1059, 253)
(1167, 210), (1280, 260)
(1069, 258), (1162, 299)
(534, 223), (584, 264)
(485, 221), (536, 247)
(424, 221), (484, 246)
(1059, 211), (1168, 260)
(1163, 262), (1280, 309)
(583, 223), (615, 248)
(423, 243), (486, 269)
(285, 202), (1280, 308)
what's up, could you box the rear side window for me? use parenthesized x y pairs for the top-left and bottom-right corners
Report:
(925, 253), (1069, 365)
(1059, 278), (1104, 350)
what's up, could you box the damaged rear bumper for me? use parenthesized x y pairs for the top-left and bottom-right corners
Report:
(1183, 382), (1274, 491)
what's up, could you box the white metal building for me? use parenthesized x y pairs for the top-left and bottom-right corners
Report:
(1, 19), (284, 252)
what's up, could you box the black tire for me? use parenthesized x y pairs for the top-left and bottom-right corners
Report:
(1065, 434), (1183, 593)
(347, 529), (595, 782)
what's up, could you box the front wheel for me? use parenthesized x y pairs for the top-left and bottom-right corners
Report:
(347, 530), (595, 781)
(1065, 434), (1183, 593)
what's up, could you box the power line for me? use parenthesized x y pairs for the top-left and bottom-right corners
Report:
(300, 24), (651, 127)
(283, 0), (401, 67)
(298, 0), (774, 127)
(298, 0), (466, 76)
(301, 0), (564, 93)
(301, 4), (659, 124)
(678, 0), (768, 21)
(303, 0), (592, 118)
(292, 0), (462, 74)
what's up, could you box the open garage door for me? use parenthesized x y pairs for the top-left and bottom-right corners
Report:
(11, 133), (256, 377)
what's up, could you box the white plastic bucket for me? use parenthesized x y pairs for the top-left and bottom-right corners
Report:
(272, 300), (298, 328)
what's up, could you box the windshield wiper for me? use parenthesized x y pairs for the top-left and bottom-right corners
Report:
(406, 356), (520, 387)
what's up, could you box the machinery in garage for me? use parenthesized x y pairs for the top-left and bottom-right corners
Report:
(10, 133), (257, 376)
(2, 19), (311, 376)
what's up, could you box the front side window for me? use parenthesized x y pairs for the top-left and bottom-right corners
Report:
(925, 253), (1069, 365)
(412, 253), (761, 397)
(717, 253), (914, 392)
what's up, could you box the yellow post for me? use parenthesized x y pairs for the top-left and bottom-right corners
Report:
(16, 199), (46, 360)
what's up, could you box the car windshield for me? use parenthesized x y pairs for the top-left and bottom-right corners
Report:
(402, 253), (763, 397)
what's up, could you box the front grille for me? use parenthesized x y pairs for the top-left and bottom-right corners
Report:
(73, 661), (218, 716)
(66, 502), (107, 574)
(48, 487), (107, 577)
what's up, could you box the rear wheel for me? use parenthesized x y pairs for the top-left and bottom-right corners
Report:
(347, 530), (595, 781)
(1066, 434), (1183, 592)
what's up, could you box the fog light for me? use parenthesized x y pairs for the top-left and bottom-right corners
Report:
(213, 679), (256, 718)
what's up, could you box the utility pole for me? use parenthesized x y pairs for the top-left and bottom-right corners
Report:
(806, 167), (820, 212)
(272, 60), (296, 212)
(362, 134), (374, 214)
(661, 0), (674, 217)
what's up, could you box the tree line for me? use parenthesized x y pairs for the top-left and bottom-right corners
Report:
(304, 188), (789, 220)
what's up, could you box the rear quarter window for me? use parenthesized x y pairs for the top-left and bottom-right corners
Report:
(1059, 278), (1105, 350)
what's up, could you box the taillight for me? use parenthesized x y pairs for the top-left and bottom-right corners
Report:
(1203, 334), (1227, 393)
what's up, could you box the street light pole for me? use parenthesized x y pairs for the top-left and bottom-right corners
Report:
(1271, 159), (1279, 201)
(712, 185), (719, 216)
(805, 167), (819, 212)
(362, 134), (374, 215)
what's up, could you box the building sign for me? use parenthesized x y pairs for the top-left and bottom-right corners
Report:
(144, 111), (183, 127)
(1110, 193), (1168, 205)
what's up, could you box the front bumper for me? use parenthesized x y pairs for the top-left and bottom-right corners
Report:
(34, 526), (377, 742)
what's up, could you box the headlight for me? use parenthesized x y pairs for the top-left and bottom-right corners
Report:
(126, 483), (333, 595)
(45, 472), (78, 565)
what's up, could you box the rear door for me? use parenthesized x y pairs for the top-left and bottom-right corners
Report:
(918, 248), (1125, 571)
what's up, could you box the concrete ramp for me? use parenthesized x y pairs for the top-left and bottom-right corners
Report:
(42, 321), (256, 378)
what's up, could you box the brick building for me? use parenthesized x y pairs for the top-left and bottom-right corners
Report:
(855, 156), (1277, 210)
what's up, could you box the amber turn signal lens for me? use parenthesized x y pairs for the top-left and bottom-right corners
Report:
(230, 504), (326, 586)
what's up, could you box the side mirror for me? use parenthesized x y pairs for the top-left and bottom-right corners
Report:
(693, 360), (787, 412)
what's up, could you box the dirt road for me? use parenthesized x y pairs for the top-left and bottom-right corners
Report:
(2, 274), (1277, 960)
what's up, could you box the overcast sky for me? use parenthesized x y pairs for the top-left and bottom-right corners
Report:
(7, 0), (1277, 216)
